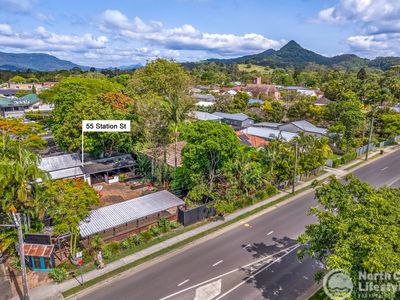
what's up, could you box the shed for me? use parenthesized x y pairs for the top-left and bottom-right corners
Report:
(24, 243), (55, 271)
(79, 190), (184, 242)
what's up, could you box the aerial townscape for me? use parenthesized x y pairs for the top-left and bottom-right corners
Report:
(1, 1), (400, 300)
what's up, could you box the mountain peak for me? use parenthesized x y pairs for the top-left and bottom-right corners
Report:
(280, 40), (303, 50)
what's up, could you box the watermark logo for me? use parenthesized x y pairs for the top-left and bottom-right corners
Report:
(323, 269), (353, 299)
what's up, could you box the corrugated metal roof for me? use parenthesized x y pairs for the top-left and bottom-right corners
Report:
(79, 190), (184, 238)
(191, 111), (222, 121)
(213, 112), (253, 121)
(23, 243), (54, 258)
(49, 167), (83, 179)
(39, 153), (81, 172)
(290, 121), (327, 135)
(241, 127), (298, 142)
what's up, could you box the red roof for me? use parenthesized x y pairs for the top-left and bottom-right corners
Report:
(23, 243), (54, 258)
(236, 132), (269, 148)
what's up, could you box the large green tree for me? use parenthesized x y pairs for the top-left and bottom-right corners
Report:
(299, 175), (400, 299)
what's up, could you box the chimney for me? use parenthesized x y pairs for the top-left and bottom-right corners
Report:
(253, 77), (262, 85)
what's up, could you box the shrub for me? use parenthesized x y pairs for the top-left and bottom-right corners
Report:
(129, 234), (143, 246)
(150, 226), (161, 236)
(158, 217), (171, 233)
(49, 267), (67, 283)
(90, 234), (104, 251)
(102, 249), (112, 260)
(170, 221), (180, 229)
(106, 241), (121, 254)
(121, 239), (130, 249)
(141, 231), (153, 242)
(341, 151), (357, 165)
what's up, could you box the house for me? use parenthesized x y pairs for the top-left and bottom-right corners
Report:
(25, 102), (54, 114)
(192, 93), (216, 102)
(279, 120), (327, 136)
(0, 94), (40, 118)
(253, 122), (282, 130)
(240, 126), (298, 142)
(7, 82), (43, 90)
(79, 190), (184, 243)
(236, 131), (269, 149)
(248, 99), (264, 105)
(212, 112), (254, 128)
(313, 97), (332, 106)
(190, 111), (222, 122)
(224, 90), (237, 96)
(38, 153), (84, 180)
(38, 153), (135, 185)
(281, 86), (317, 97)
(0, 88), (20, 97)
(197, 101), (214, 107)
(244, 77), (280, 100)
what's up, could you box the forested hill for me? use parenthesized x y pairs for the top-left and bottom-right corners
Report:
(0, 51), (88, 71)
(208, 40), (400, 70)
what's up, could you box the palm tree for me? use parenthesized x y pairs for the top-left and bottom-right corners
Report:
(163, 95), (195, 168)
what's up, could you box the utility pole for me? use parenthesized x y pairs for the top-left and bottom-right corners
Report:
(11, 212), (30, 300)
(292, 142), (298, 194)
(365, 115), (374, 161)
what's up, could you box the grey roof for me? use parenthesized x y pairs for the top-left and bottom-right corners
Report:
(79, 190), (184, 238)
(82, 154), (135, 175)
(313, 97), (331, 106)
(192, 93), (215, 101)
(213, 112), (253, 122)
(253, 122), (282, 129)
(289, 120), (327, 135)
(248, 99), (264, 105)
(191, 111), (222, 121)
(39, 153), (82, 172)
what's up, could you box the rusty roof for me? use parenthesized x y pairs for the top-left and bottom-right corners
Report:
(23, 243), (54, 258)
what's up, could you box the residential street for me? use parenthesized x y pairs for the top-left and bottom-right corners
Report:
(77, 150), (400, 300)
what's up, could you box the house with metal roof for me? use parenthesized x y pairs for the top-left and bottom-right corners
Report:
(0, 94), (40, 118)
(213, 112), (254, 128)
(253, 122), (282, 129)
(190, 111), (222, 122)
(240, 127), (298, 142)
(38, 153), (83, 180)
(279, 120), (327, 136)
(192, 93), (216, 102)
(79, 190), (184, 242)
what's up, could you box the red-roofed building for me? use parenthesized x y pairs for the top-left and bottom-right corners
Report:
(236, 131), (269, 149)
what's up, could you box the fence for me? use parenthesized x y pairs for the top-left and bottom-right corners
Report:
(326, 135), (400, 167)
(178, 196), (217, 226)
(276, 166), (324, 190)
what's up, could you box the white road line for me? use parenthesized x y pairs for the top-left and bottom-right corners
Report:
(214, 245), (301, 300)
(267, 231), (274, 236)
(177, 279), (189, 287)
(160, 245), (298, 300)
(388, 177), (400, 187)
(381, 166), (388, 171)
(212, 260), (223, 267)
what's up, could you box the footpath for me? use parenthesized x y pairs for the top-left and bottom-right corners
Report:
(12, 145), (399, 300)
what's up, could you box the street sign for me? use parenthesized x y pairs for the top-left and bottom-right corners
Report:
(77, 258), (83, 266)
(82, 120), (131, 132)
(76, 251), (83, 258)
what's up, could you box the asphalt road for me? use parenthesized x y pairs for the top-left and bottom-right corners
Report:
(79, 150), (400, 300)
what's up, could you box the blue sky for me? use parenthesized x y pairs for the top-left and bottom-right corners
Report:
(0, 0), (399, 67)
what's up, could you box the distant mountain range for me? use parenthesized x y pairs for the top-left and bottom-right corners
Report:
(0, 51), (90, 72)
(208, 40), (400, 70)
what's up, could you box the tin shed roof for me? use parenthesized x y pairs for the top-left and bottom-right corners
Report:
(79, 190), (184, 238)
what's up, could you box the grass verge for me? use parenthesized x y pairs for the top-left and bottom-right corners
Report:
(308, 288), (329, 300)
(344, 152), (381, 171)
(63, 186), (311, 298)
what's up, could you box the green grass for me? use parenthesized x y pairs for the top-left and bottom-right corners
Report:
(309, 288), (329, 300)
(238, 64), (270, 73)
(344, 152), (381, 171)
(63, 186), (312, 298)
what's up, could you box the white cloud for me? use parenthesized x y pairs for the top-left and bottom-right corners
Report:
(317, 0), (400, 56)
(0, 24), (12, 35)
(0, 26), (108, 53)
(99, 10), (284, 56)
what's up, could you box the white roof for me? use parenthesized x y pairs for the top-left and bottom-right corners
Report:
(39, 153), (81, 172)
(197, 101), (214, 107)
(48, 167), (84, 179)
(290, 120), (327, 135)
(191, 111), (222, 121)
(241, 127), (298, 142)
(79, 190), (184, 238)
